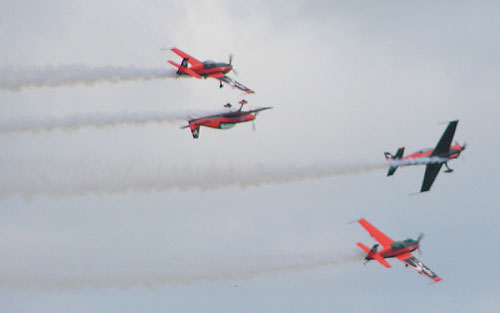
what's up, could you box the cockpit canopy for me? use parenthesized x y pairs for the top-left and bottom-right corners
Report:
(390, 239), (417, 251)
(219, 122), (236, 129)
(416, 147), (433, 154)
(203, 60), (228, 69)
(390, 241), (406, 251)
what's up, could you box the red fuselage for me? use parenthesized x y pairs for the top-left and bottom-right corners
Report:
(184, 106), (272, 138)
(403, 144), (465, 161)
(190, 111), (256, 130)
(190, 61), (232, 77)
(367, 239), (419, 260)
(378, 242), (418, 259)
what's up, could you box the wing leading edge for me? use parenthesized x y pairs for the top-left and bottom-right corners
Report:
(217, 76), (254, 94)
(171, 48), (203, 68)
(432, 120), (458, 156)
(420, 120), (458, 192)
(420, 163), (443, 192)
(397, 253), (442, 282)
(358, 218), (394, 248)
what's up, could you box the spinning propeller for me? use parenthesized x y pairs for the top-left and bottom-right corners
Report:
(229, 54), (238, 76)
(417, 233), (425, 255)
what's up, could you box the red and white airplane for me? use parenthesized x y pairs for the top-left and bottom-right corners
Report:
(356, 218), (442, 283)
(168, 47), (254, 94)
(181, 100), (271, 138)
(385, 120), (466, 192)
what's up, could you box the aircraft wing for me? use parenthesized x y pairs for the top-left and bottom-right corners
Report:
(171, 48), (203, 68)
(358, 218), (394, 248)
(216, 76), (255, 94)
(432, 120), (458, 156)
(397, 253), (442, 282)
(420, 163), (443, 192)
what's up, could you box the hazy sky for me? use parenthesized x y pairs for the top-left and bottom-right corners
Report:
(0, 1), (499, 312)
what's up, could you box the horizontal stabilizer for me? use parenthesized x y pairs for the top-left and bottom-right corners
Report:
(387, 166), (398, 176)
(373, 254), (391, 268)
(167, 60), (202, 78)
(386, 147), (405, 176)
(357, 242), (371, 254)
(357, 242), (391, 268)
(395, 147), (405, 159)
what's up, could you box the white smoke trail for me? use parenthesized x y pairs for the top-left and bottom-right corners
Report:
(0, 109), (226, 134)
(0, 155), (448, 199)
(389, 157), (448, 166)
(0, 65), (178, 91)
(1, 251), (362, 290)
(0, 159), (388, 198)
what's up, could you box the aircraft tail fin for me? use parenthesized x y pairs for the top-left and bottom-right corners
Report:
(167, 59), (202, 78)
(180, 57), (189, 69)
(190, 125), (200, 139)
(181, 122), (200, 139)
(385, 147), (405, 176)
(356, 242), (391, 268)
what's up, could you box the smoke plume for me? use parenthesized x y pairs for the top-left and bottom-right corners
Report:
(0, 65), (177, 91)
(0, 109), (226, 133)
(1, 251), (362, 289)
(0, 159), (388, 198)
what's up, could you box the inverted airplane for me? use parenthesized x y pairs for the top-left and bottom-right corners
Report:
(168, 47), (254, 94)
(385, 120), (466, 192)
(181, 100), (272, 138)
(356, 218), (442, 283)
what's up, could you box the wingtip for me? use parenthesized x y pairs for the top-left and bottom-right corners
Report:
(438, 119), (459, 125)
(408, 192), (423, 196)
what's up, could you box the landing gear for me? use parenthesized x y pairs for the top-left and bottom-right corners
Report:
(219, 81), (224, 88)
(444, 162), (454, 173)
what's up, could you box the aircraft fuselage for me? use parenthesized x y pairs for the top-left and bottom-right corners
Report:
(403, 144), (465, 163)
(366, 239), (419, 260)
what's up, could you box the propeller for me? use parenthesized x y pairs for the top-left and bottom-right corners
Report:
(455, 141), (467, 162)
(252, 112), (258, 132)
(229, 54), (239, 76)
(417, 232), (424, 255)
(252, 108), (260, 132)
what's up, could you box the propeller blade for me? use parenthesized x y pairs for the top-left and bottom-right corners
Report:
(229, 54), (233, 65)
(252, 120), (256, 131)
(415, 233), (424, 255)
(232, 68), (239, 76)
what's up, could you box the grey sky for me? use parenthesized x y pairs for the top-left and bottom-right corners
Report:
(0, 1), (499, 312)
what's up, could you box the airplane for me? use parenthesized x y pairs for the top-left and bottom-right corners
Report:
(168, 47), (254, 94)
(356, 218), (442, 283)
(181, 100), (272, 138)
(384, 120), (466, 192)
